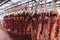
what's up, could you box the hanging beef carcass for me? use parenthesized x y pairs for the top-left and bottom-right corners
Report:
(22, 12), (32, 40)
(57, 15), (60, 40)
(17, 14), (22, 34)
(50, 0), (58, 40)
(36, 13), (42, 40)
(26, 15), (32, 34)
(58, 15), (60, 29)
(14, 14), (21, 34)
(32, 13), (38, 31)
(42, 12), (48, 40)
(3, 15), (9, 29)
(50, 11), (58, 40)
(13, 14), (19, 32)
(14, 14), (19, 34)
(43, 0), (51, 40)
(44, 12), (50, 40)
(18, 12), (25, 34)
(31, 13), (38, 40)
(24, 12), (31, 34)
(9, 14), (15, 31)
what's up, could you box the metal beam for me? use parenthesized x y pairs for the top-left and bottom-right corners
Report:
(0, 0), (10, 6)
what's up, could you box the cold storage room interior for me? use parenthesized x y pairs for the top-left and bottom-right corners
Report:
(0, 0), (60, 40)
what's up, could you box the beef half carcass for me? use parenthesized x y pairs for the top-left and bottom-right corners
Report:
(44, 12), (50, 40)
(14, 14), (19, 34)
(17, 14), (21, 34)
(4, 16), (9, 29)
(3, 15), (9, 29)
(18, 12), (25, 34)
(50, 0), (58, 39)
(24, 12), (31, 34)
(36, 13), (42, 40)
(42, 12), (49, 40)
(9, 14), (15, 31)
(58, 15), (60, 29)
(43, 0), (50, 40)
(31, 13), (38, 40)
(50, 11), (58, 40)
(24, 12), (29, 34)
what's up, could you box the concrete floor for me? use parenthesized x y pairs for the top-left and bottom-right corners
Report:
(0, 28), (20, 40)
(0, 28), (32, 40)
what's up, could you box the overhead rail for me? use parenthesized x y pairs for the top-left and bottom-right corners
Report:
(5, 0), (60, 11)
(0, 0), (10, 6)
(0, 0), (60, 11)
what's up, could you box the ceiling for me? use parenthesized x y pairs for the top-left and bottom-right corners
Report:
(0, 0), (60, 13)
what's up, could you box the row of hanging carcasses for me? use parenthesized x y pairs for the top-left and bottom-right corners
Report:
(3, 11), (59, 40)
